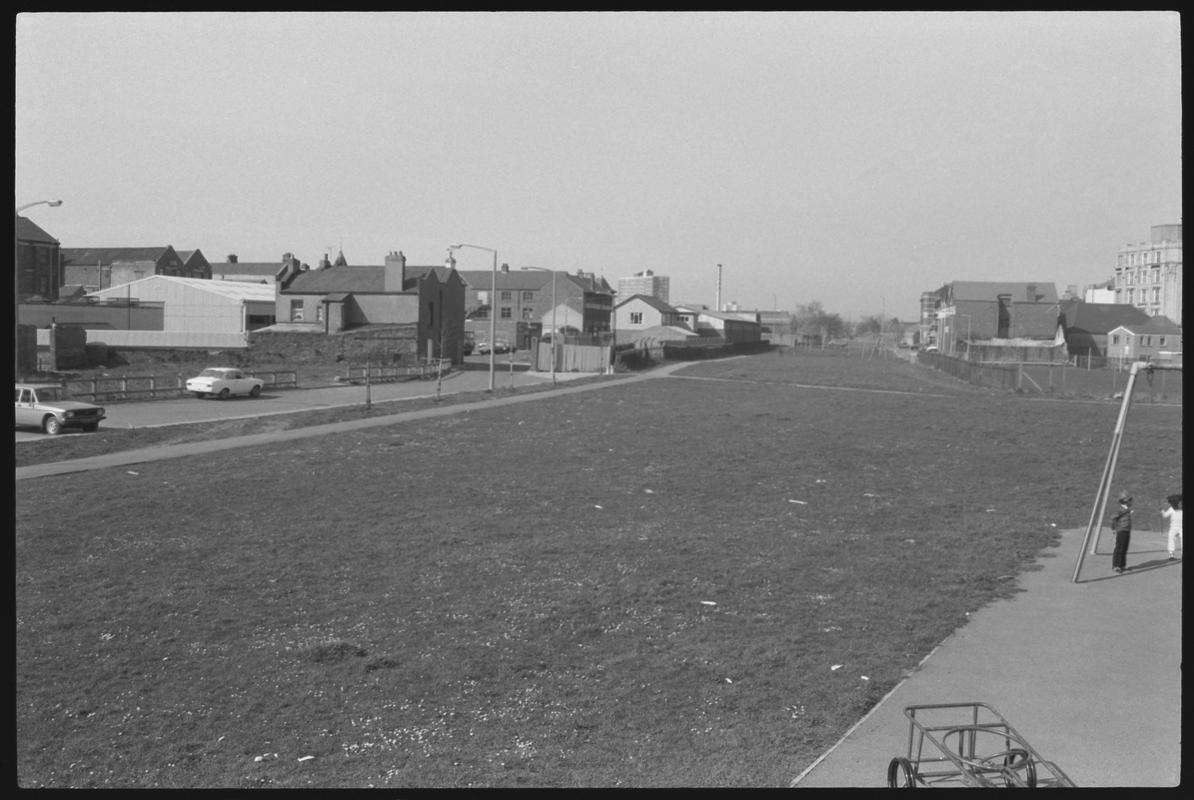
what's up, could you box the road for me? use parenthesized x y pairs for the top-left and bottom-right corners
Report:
(15, 361), (591, 442)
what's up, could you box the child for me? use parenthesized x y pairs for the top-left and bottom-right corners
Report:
(1161, 494), (1182, 561)
(1110, 493), (1133, 573)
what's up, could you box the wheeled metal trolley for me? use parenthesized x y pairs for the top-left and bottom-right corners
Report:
(887, 702), (1076, 787)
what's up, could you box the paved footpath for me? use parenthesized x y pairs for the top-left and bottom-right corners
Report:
(792, 525), (1182, 787)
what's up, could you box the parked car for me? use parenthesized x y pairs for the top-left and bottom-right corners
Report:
(493, 340), (511, 354)
(185, 367), (265, 399)
(475, 341), (492, 355)
(461, 338), (475, 356)
(15, 382), (106, 435)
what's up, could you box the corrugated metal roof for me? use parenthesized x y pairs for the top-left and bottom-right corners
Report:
(88, 274), (276, 303)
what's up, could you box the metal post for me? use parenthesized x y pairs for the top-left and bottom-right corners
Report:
(1070, 362), (1184, 581)
(450, 243), (497, 392)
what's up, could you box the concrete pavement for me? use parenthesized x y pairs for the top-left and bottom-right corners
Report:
(791, 525), (1181, 787)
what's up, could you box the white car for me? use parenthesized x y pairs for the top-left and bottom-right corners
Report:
(15, 383), (106, 434)
(185, 367), (265, 400)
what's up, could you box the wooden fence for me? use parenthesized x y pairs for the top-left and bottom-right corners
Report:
(341, 359), (451, 384)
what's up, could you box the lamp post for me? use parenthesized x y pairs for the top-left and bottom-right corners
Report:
(449, 243), (497, 392)
(15, 199), (63, 379)
(521, 266), (557, 386)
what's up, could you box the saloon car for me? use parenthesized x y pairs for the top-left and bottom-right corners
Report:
(185, 367), (265, 399)
(15, 383), (106, 435)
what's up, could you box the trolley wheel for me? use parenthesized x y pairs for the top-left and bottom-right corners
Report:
(1003, 749), (1036, 788)
(977, 749), (1037, 788)
(887, 756), (917, 788)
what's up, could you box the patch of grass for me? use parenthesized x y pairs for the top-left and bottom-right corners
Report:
(15, 351), (1181, 787)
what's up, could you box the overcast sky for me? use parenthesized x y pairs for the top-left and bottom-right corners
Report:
(16, 11), (1181, 321)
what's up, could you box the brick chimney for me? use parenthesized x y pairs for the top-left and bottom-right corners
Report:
(226, 254), (238, 263)
(384, 250), (407, 293)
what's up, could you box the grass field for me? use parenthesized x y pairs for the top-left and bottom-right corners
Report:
(15, 351), (1181, 787)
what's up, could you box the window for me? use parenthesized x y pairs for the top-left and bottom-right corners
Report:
(1112, 335), (1120, 345)
(315, 305), (324, 322)
(522, 291), (534, 301)
(500, 291), (513, 301)
(1152, 287), (1161, 303)
(1159, 337), (1167, 347)
(521, 307), (535, 319)
(1142, 336), (1151, 347)
(630, 311), (643, 324)
(500, 307), (512, 319)
(1126, 288), (1134, 303)
(290, 299), (304, 321)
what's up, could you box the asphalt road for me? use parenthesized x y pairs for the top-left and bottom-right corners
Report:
(15, 362), (586, 442)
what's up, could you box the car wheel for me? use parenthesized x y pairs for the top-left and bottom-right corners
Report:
(218, 388), (231, 400)
(250, 385), (262, 398)
(43, 416), (63, 435)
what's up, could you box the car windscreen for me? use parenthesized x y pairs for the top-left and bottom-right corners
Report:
(199, 369), (225, 377)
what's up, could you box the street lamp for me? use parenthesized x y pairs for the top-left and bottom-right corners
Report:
(448, 243), (498, 392)
(15, 199), (63, 379)
(521, 266), (557, 386)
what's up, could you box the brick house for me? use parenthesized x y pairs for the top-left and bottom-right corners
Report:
(60, 246), (196, 292)
(16, 215), (62, 300)
(1106, 316), (1183, 364)
(275, 251), (468, 363)
(1058, 299), (1151, 361)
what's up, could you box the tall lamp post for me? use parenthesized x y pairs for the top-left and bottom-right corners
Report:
(449, 243), (497, 391)
(15, 199), (63, 379)
(521, 266), (557, 386)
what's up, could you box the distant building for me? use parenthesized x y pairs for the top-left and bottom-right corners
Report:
(1115, 224), (1182, 324)
(274, 250), (468, 363)
(211, 253), (293, 284)
(16, 215), (62, 301)
(61, 246), (200, 292)
(926, 281), (1060, 357)
(1106, 315), (1183, 363)
(617, 269), (670, 304)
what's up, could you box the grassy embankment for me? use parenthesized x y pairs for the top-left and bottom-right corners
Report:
(15, 351), (1180, 787)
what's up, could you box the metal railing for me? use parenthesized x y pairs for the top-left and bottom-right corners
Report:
(63, 370), (298, 403)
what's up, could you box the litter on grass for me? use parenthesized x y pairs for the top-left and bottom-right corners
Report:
(788, 499), (807, 505)
(594, 505), (603, 509)
(298, 755), (314, 762)
(699, 601), (717, 606)
(831, 664), (843, 671)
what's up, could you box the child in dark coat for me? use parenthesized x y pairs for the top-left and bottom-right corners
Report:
(1110, 493), (1133, 573)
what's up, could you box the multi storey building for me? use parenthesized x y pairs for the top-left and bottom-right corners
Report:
(1115, 224), (1182, 324)
(617, 269), (670, 304)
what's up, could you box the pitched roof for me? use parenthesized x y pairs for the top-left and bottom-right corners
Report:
(61, 247), (174, 266)
(88, 274), (276, 302)
(950, 281), (1058, 303)
(283, 263), (448, 294)
(16, 216), (60, 244)
(616, 293), (676, 313)
(1060, 300), (1152, 333)
(1114, 315), (1182, 335)
(211, 263), (281, 277)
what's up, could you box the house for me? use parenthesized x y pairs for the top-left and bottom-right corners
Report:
(1059, 299), (1151, 361)
(211, 253), (294, 284)
(16, 215), (63, 301)
(613, 294), (694, 345)
(452, 261), (615, 349)
(927, 281), (1060, 357)
(1106, 316), (1182, 364)
(60, 245), (199, 292)
(673, 304), (762, 344)
(274, 250), (468, 363)
(88, 274), (277, 333)
(176, 249), (213, 280)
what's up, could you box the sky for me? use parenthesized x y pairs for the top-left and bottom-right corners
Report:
(15, 11), (1182, 322)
